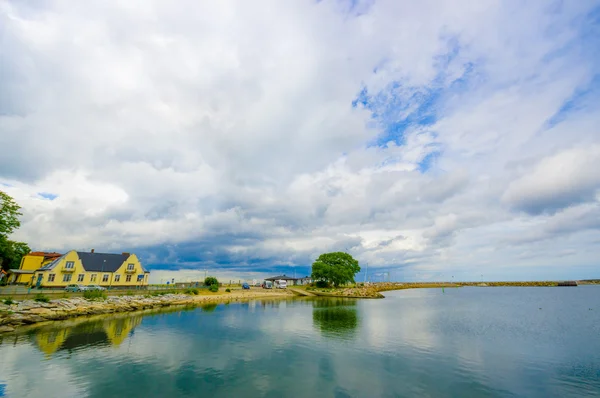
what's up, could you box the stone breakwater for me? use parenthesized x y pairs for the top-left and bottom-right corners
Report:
(0, 294), (203, 334)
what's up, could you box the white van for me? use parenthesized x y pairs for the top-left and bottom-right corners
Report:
(276, 280), (287, 289)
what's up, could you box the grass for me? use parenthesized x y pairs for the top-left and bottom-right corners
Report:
(184, 288), (200, 295)
(3, 297), (14, 305)
(225, 288), (231, 293)
(34, 293), (50, 303)
(83, 290), (107, 300)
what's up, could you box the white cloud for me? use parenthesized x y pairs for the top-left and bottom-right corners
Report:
(1, 0), (599, 280)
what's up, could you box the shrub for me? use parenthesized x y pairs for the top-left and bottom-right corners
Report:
(209, 284), (219, 293)
(225, 288), (231, 292)
(3, 297), (14, 305)
(315, 280), (330, 288)
(34, 293), (50, 303)
(84, 290), (107, 300)
(204, 276), (218, 287)
(184, 288), (200, 295)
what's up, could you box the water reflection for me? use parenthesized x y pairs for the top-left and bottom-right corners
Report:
(29, 313), (143, 356)
(312, 299), (359, 339)
(200, 303), (218, 313)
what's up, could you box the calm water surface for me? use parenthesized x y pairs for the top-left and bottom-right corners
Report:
(1, 286), (599, 397)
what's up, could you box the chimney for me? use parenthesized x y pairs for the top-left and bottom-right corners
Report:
(91, 249), (95, 253)
(122, 252), (130, 257)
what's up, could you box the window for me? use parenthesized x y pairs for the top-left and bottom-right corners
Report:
(91, 274), (97, 282)
(127, 263), (135, 271)
(65, 261), (74, 269)
(137, 274), (144, 281)
(48, 274), (55, 282)
(63, 274), (72, 282)
(126, 274), (132, 282)
(103, 274), (109, 282)
(114, 274), (120, 282)
(78, 274), (85, 282)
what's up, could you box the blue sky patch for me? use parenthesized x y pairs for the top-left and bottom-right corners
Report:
(38, 192), (58, 200)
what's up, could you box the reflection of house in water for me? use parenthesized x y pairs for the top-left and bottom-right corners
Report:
(34, 315), (143, 356)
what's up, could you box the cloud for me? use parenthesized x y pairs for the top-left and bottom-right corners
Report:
(502, 146), (600, 215)
(1, 0), (600, 280)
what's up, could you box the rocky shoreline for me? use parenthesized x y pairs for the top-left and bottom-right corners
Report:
(0, 290), (291, 334)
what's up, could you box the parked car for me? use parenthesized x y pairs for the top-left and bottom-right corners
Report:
(87, 285), (106, 291)
(262, 281), (273, 289)
(242, 282), (250, 290)
(276, 280), (287, 289)
(64, 284), (89, 292)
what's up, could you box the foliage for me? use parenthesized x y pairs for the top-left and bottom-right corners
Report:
(204, 276), (218, 287)
(311, 252), (361, 287)
(0, 191), (22, 237)
(315, 280), (330, 288)
(209, 284), (219, 292)
(3, 297), (14, 305)
(225, 288), (231, 292)
(0, 237), (31, 271)
(34, 293), (50, 303)
(0, 192), (30, 271)
(84, 290), (107, 300)
(184, 288), (199, 295)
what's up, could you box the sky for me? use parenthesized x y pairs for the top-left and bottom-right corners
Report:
(1, 0), (599, 283)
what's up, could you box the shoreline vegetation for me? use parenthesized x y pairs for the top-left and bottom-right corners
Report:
(297, 279), (600, 298)
(1, 280), (599, 334)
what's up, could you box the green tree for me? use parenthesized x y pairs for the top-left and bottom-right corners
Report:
(311, 252), (361, 287)
(0, 239), (31, 270)
(204, 276), (218, 286)
(0, 191), (30, 271)
(0, 191), (22, 236)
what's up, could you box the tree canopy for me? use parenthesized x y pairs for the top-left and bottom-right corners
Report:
(0, 191), (30, 272)
(0, 191), (22, 236)
(311, 252), (361, 287)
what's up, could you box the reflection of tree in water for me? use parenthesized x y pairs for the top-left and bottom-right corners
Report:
(312, 299), (359, 339)
(200, 303), (218, 313)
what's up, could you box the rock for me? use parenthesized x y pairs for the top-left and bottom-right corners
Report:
(28, 308), (54, 316)
(0, 325), (15, 333)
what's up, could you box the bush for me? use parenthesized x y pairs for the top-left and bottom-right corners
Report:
(34, 293), (50, 303)
(184, 288), (199, 295)
(204, 276), (218, 287)
(315, 280), (330, 288)
(84, 290), (107, 300)
(209, 284), (219, 293)
(225, 288), (231, 292)
(3, 297), (14, 305)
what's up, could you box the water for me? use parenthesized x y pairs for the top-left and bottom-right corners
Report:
(1, 286), (599, 397)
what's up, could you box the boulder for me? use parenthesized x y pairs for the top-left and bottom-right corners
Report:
(28, 308), (54, 316)
(0, 325), (15, 333)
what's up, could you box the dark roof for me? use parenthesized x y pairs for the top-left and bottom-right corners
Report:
(77, 252), (130, 272)
(265, 275), (298, 281)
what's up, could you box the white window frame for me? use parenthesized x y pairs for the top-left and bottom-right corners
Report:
(102, 274), (109, 282)
(127, 263), (135, 271)
(77, 274), (85, 282)
(91, 274), (97, 282)
(114, 274), (120, 282)
(65, 261), (75, 269)
(48, 274), (55, 282)
(63, 274), (72, 282)
(126, 274), (132, 282)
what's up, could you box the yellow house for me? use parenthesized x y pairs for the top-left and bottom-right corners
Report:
(32, 249), (150, 289)
(6, 251), (62, 285)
